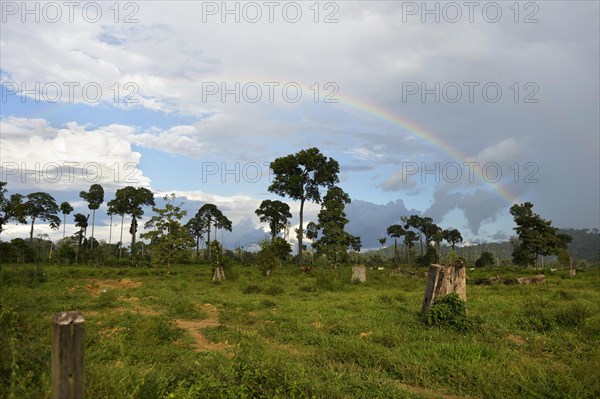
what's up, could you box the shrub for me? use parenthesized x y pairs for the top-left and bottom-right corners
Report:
(423, 293), (481, 332)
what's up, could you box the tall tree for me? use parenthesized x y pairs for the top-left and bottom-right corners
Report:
(310, 187), (356, 266)
(195, 203), (231, 259)
(112, 186), (155, 260)
(402, 215), (435, 256)
(0, 182), (27, 234)
(59, 202), (74, 239)
(268, 147), (340, 266)
(387, 224), (406, 264)
(141, 194), (194, 274)
(79, 184), (104, 250)
(185, 212), (207, 259)
(255, 199), (292, 242)
(23, 192), (61, 244)
(403, 230), (418, 264)
(442, 228), (463, 251)
(73, 213), (89, 263)
(107, 194), (129, 259)
(432, 225), (444, 257)
(510, 202), (564, 267)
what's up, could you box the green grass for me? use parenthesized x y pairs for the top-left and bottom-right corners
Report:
(1, 264), (599, 398)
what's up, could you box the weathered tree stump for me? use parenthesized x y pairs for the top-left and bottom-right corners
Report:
(421, 263), (466, 314)
(212, 267), (225, 282)
(52, 311), (84, 399)
(351, 265), (367, 283)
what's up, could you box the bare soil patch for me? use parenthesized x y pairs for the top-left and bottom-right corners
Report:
(175, 303), (230, 352)
(81, 278), (143, 296)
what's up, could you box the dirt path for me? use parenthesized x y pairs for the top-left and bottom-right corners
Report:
(175, 303), (231, 352)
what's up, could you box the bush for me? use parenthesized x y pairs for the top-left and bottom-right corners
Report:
(423, 293), (481, 332)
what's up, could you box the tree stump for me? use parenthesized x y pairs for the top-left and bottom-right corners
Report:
(351, 265), (367, 283)
(52, 311), (84, 399)
(421, 263), (466, 314)
(212, 267), (225, 282)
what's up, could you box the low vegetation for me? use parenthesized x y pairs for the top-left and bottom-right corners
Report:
(1, 263), (599, 398)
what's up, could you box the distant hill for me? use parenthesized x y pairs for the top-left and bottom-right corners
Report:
(365, 228), (599, 264)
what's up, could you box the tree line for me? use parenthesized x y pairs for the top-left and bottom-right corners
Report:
(0, 147), (577, 269)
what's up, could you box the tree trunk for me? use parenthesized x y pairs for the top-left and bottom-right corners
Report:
(206, 221), (211, 259)
(421, 263), (466, 314)
(569, 252), (576, 277)
(351, 265), (367, 283)
(298, 198), (305, 266)
(212, 267), (225, 282)
(89, 209), (96, 250)
(131, 216), (137, 261)
(119, 215), (124, 260)
(63, 214), (67, 238)
(29, 216), (36, 245)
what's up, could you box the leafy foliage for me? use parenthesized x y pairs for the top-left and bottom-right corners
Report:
(424, 293), (481, 332)
(510, 202), (571, 267)
(310, 187), (359, 267)
(140, 194), (194, 273)
(268, 147), (340, 265)
(255, 200), (291, 242)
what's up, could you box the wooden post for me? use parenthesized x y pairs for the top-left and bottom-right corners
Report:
(52, 312), (84, 399)
(351, 265), (367, 283)
(421, 263), (466, 314)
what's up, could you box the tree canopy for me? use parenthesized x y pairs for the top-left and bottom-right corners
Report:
(510, 202), (569, 267)
(268, 147), (339, 266)
(255, 199), (292, 242)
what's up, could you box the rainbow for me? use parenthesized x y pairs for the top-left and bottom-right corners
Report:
(334, 95), (519, 205)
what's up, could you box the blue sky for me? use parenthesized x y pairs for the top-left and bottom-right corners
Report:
(1, 1), (598, 249)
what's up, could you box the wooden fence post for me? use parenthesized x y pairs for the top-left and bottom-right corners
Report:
(52, 311), (84, 399)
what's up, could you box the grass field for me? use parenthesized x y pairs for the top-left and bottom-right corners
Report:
(1, 263), (599, 398)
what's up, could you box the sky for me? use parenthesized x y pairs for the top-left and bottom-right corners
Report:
(1, 1), (599, 250)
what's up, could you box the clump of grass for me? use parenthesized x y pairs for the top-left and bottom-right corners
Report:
(243, 285), (262, 294)
(372, 333), (401, 348)
(553, 289), (575, 301)
(264, 285), (284, 296)
(520, 299), (557, 332)
(94, 289), (119, 309)
(315, 273), (345, 292)
(259, 299), (277, 309)
(555, 302), (593, 328)
(424, 293), (481, 332)
(299, 285), (317, 292)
